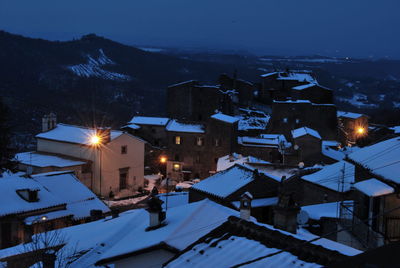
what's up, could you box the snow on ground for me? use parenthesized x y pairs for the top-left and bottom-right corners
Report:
(144, 174), (162, 192)
(138, 47), (165, 53)
(104, 195), (148, 207)
(67, 49), (132, 81)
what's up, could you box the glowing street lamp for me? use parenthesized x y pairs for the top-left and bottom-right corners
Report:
(160, 156), (167, 164)
(89, 133), (103, 196)
(357, 127), (365, 135)
(90, 135), (101, 146)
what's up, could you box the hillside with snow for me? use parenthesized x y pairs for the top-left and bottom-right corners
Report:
(67, 49), (132, 81)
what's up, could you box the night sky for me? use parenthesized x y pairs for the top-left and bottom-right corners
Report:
(1, 0), (399, 58)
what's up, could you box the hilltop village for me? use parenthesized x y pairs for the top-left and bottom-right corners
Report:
(1, 70), (400, 267)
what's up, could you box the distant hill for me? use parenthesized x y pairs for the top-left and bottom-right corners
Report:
(0, 31), (399, 149)
(0, 31), (256, 138)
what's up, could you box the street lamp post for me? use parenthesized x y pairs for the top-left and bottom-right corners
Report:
(89, 133), (103, 197)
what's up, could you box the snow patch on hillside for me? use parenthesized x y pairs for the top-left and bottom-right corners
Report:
(67, 49), (132, 81)
(338, 93), (378, 108)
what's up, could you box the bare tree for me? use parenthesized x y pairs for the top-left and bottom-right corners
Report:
(20, 228), (82, 268)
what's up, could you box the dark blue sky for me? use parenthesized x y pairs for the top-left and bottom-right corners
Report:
(1, 0), (399, 58)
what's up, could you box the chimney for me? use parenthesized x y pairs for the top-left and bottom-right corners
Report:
(146, 195), (166, 230)
(240, 192), (253, 220)
(41, 113), (57, 132)
(273, 192), (300, 234)
(90, 209), (103, 221)
(111, 208), (119, 219)
(96, 127), (111, 144)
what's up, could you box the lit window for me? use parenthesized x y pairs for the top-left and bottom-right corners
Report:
(175, 136), (181, 145)
(173, 163), (181, 171)
(121, 145), (127, 154)
(196, 137), (204, 146)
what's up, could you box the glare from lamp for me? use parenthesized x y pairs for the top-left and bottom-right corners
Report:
(90, 135), (101, 145)
(357, 127), (365, 135)
(41, 216), (48, 221)
(160, 156), (167, 164)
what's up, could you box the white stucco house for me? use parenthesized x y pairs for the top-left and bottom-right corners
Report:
(28, 117), (146, 199)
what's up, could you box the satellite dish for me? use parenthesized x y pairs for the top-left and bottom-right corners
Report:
(298, 162), (305, 169)
(297, 210), (309, 225)
(294, 144), (299, 150)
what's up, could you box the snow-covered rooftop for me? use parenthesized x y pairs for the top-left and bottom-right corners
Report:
(292, 83), (316, 90)
(129, 116), (170, 126)
(301, 161), (355, 192)
(292, 127), (322, 139)
(211, 113), (239, 124)
(337, 111), (365, 119)
(216, 153), (269, 172)
(277, 72), (316, 83)
(347, 137), (400, 184)
(353, 178), (394, 197)
(260, 72), (278, 78)
(301, 202), (351, 220)
(391, 126), (400, 134)
(164, 216), (360, 268)
(36, 123), (123, 145)
(0, 200), (240, 267)
(191, 164), (279, 199)
(238, 135), (290, 148)
(16, 152), (86, 168)
(231, 197), (278, 209)
(166, 120), (205, 133)
(235, 114), (270, 131)
(191, 165), (258, 199)
(122, 123), (141, 130)
(0, 171), (109, 219)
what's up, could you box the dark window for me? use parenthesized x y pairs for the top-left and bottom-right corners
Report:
(214, 138), (221, 147)
(196, 137), (204, 146)
(121, 145), (127, 154)
(195, 154), (201, 163)
(174, 154), (180, 161)
(119, 168), (129, 190)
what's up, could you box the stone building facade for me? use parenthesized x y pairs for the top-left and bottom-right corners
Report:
(267, 100), (338, 141)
